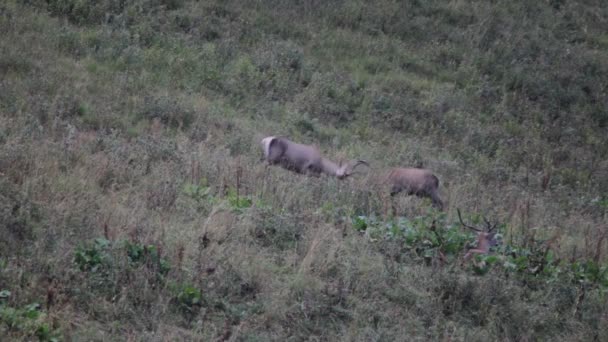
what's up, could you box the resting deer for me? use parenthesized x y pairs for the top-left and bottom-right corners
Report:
(260, 136), (368, 179)
(457, 209), (498, 262)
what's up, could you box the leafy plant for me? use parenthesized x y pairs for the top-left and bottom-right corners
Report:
(226, 188), (252, 212)
(352, 215), (370, 232)
(352, 210), (608, 291)
(174, 284), (203, 317)
(469, 254), (500, 276)
(0, 301), (59, 341)
(183, 179), (213, 203)
(74, 238), (111, 272)
(36, 323), (59, 342)
(125, 241), (171, 276)
(353, 211), (472, 261)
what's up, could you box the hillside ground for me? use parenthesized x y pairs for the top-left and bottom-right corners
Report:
(1, 1), (607, 340)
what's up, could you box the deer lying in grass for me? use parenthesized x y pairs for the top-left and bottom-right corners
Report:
(260, 136), (368, 179)
(457, 209), (499, 262)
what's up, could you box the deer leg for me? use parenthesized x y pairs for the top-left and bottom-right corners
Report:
(381, 194), (388, 219)
(390, 199), (398, 217)
(301, 162), (321, 177)
(389, 188), (400, 217)
(462, 248), (486, 266)
(389, 185), (401, 197)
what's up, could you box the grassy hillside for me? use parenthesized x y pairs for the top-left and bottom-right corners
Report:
(1, 0), (607, 340)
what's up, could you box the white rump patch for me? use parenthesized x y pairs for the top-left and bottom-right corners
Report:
(261, 136), (275, 158)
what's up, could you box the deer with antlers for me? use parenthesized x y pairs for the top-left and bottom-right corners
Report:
(457, 209), (499, 262)
(260, 136), (368, 179)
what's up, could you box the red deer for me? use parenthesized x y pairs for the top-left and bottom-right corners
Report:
(261, 136), (368, 179)
(382, 168), (444, 210)
(457, 209), (498, 262)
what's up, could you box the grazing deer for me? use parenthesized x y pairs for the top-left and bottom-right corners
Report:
(365, 167), (444, 215)
(383, 168), (444, 210)
(457, 209), (499, 262)
(260, 136), (368, 179)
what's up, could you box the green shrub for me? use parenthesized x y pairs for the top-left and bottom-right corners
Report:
(354, 210), (608, 292)
(172, 283), (203, 320)
(176, 285), (202, 308)
(124, 241), (171, 276)
(0, 297), (60, 342)
(182, 179), (214, 204)
(226, 188), (252, 213)
(222, 55), (263, 102)
(74, 237), (111, 272)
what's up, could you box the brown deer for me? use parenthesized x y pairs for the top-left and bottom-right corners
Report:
(384, 168), (443, 210)
(365, 167), (444, 216)
(457, 209), (499, 262)
(261, 136), (443, 211)
(261, 136), (368, 179)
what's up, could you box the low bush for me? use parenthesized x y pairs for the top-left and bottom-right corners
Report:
(353, 210), (608, 292)
(0, 300), (60, 342)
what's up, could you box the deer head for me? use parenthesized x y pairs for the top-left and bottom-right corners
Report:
(457, 209), (499, 261)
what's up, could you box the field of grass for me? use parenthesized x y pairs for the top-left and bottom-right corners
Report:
(1, 0), (607, 340)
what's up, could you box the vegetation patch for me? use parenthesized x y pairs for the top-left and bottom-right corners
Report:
(0, 291), (60, 342)
(353, 210), (608, 291)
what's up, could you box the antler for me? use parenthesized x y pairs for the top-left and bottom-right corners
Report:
(457, 208), (483, 232)
(352, 160), (369, 171)
(458, 209), (500, 264)
(482, 216), (498, 232)
(457, 209), (498, 232)
(345, 160), (370, 176)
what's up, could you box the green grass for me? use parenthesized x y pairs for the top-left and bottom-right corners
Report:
(1, 0), (607, 340)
